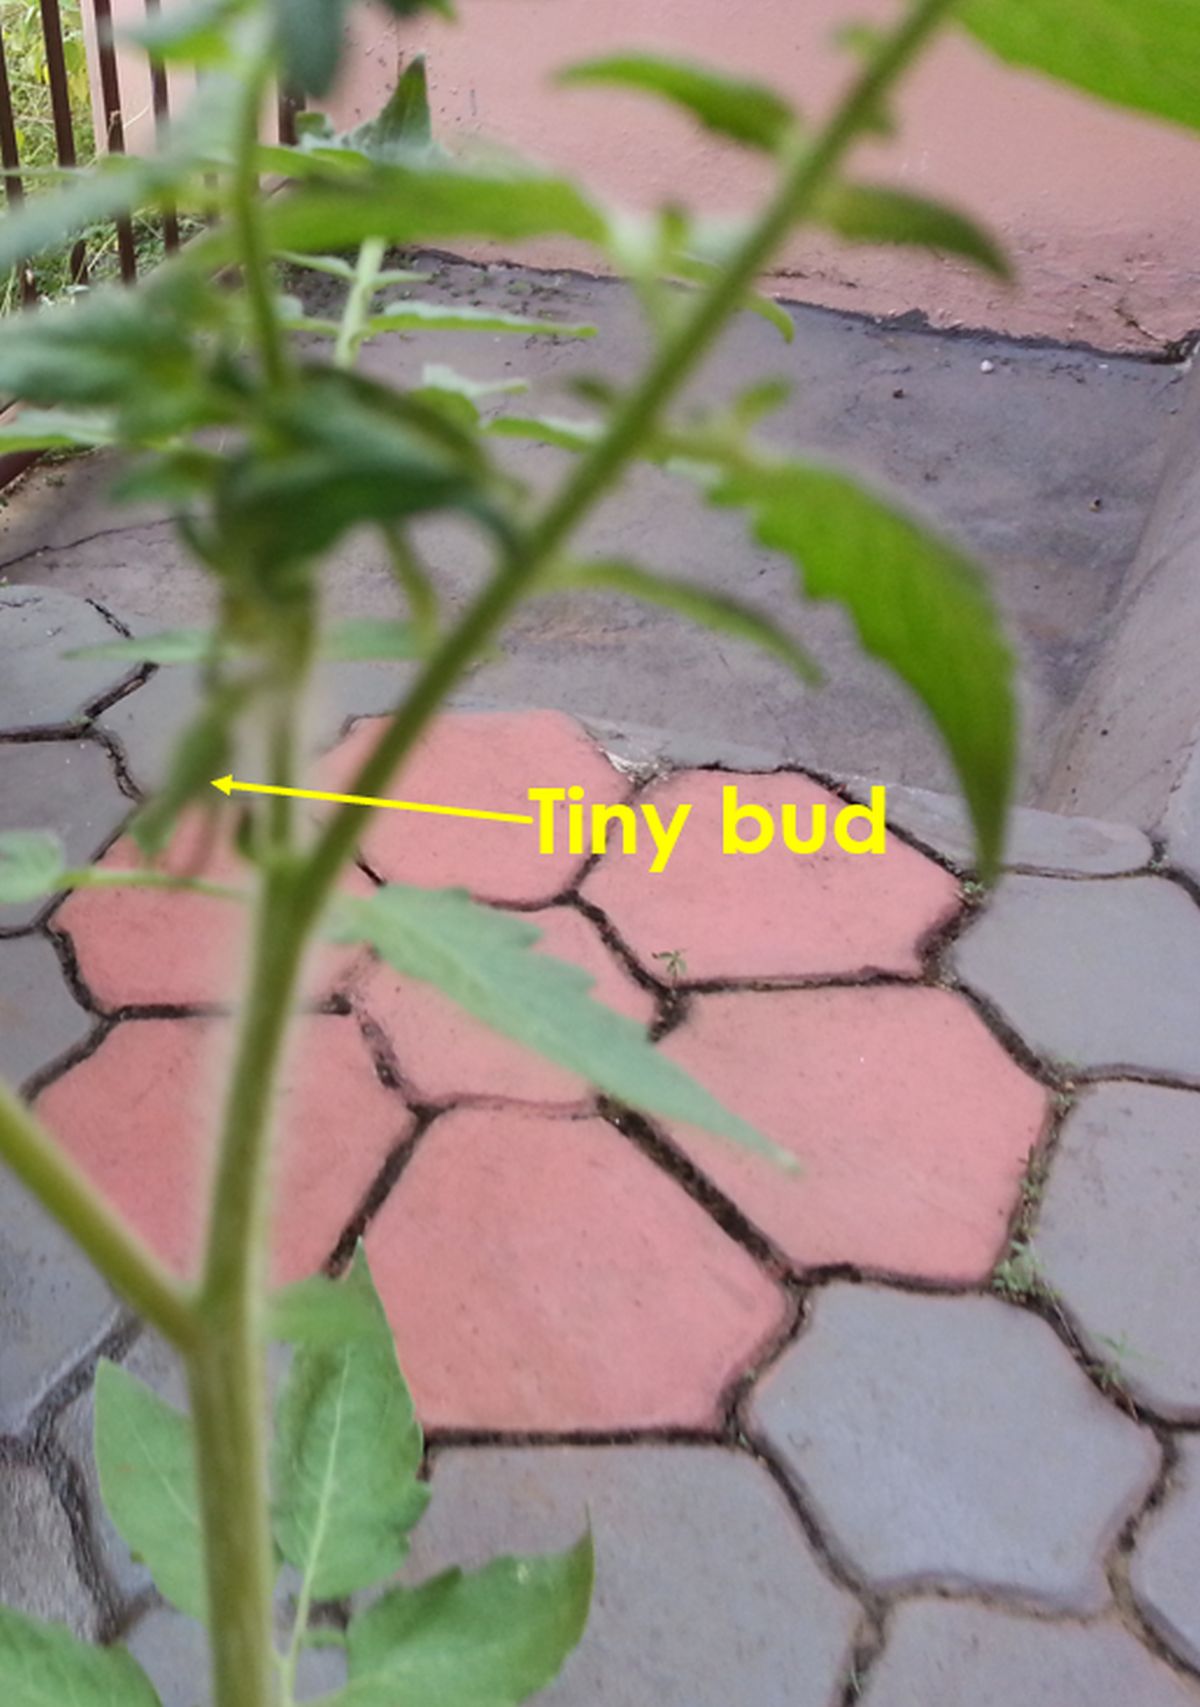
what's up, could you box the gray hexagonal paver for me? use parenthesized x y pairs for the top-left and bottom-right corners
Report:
(0, 1459), (98, 1636)
(394, 1446), (859, 1707)
(0, 933), (90, 1086)
(952, 875), (1200, 1077)
(0, 1170), (120, 1432)
(0, 739), (129, 932)
(860, 1600), (1200, 1707)
(96, 666), (202, 798)
(1037, 1084), (1200, 1420)
(0, 585), (136, 734)
(748, 1284), (1158, 1611)
(1131, 1437), (1200, 1670)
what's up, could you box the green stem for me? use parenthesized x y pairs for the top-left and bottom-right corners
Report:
(298, 0), (957, 915)
(382, 521), (438, 646)
(0, 1081), (197, 1350)
(335, 236), (386, 368)
(233, 42), (289, 390)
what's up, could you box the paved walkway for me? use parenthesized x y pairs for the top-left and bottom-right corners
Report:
(3, 582), (1200, 1705)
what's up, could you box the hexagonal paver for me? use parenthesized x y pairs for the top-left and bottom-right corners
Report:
(583, 769), (959, 982)
(0, 1459), (98, 1636)
(1131, 1436), (1200, 1671)
(749, 1285), (1159, 1610)
(0, 585), (136, 733)
(0, 1170), (119, 1432)
(0, 739), (129, 931)
(952, 875), (1200, 1077)
(321, 710), (625, 904)
(35, 1015), (411, 1282)
(56, 814), (370, 1009)
(364, 1106), (786, 1430)
(353, 905), (655, 1107)
(1037, 1084), (1200, 1420)
(860, 1599), (1199, 1707)
(659, 986), (1047, 1279)
(0, 934), (90, 1085)
(397, 1446), (860, 1707)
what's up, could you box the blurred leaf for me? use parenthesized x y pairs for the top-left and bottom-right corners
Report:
(560, 51), (795, 151)
(320, 618), (423, 661)
(277, 0), (348, 96)
(0, 157), (186, 274)
(272, 1249), (429, 1601)
(331, 886), (793, 1164)
(128, 0), (244, 64)
(487, 413), (601, 452)
(0, 1604), (162, 1707)
(68, 627), (212, 664)
(216, 368), (499, 564)
(569, 558), (821, 684)
(421, 363), (528, 402)
(367, 301), (594, 337)
(960, 0), (1200, 134)
(277, 250), (430, 285)
(0, 408), (115, 450)
(702, 454), (1015, 876)
(816, 183), (1011, 278)
(343, 1535), (593, 1707)
(0, 831), (66, 905)
(95, 1359), (206, 1622)
(343, 55), (434, 158)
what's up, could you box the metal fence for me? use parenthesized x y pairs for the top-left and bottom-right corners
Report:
(0, 0), (300, 489)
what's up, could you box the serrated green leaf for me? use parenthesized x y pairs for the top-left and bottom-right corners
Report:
(815, 182), (1011, 278)
(272, 1249), (429, 1601)
(569, 559), (821, 685)
(0, 831), (66, 905)
(0, 1604), (162, 1707)
(364, 302), (595, 338)
(560, 52), (796, 152)
(94, 1359), (206, 1622)
(705, 455), (1015, 877)
(343, 1534), (593, 1707)
(960, 0), (1200, 135)
(277, 0), (349, 96)
(331, 886), (792, 1164)
(0, 408), (115, 450)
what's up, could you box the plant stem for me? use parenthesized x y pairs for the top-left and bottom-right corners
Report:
(0, 1081), (197, 1350)
(299, 0), (958, 914)
(335, 235), (385, 368)
(233, 38), (289, 391)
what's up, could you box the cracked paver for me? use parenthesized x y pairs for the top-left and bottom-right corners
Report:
(660, 986), (1047, 1279)
(0, 739), (129, 932)
(749, 1284), (1158, 1610)
(364, 1106), (787, 1430)
(1130, 1436), (1200, 1672)
(323, 709), (626, 904)
(0, 1458), (99, 1636)
(0, 585), (136, 734)
(952, 875), (1200, 1077)
(859, 1599), (1200, 1706)
(352, 903), (655, 1107)
(0, 934), (90, 1085)
(397, 1446), (860, 1707)
(1037, 1083), (1200, 1420)
(582, 768), (960, 981)
(34, 1015), (411, 1283)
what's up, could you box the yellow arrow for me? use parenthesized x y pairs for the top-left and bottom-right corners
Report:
(210, 775), (534, 825)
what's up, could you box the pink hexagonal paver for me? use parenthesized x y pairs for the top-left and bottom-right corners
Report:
(364, 1106), (787, 1430)
(321, 710), (625, 904)
(35, 1016), (410, 1283)
(56, 814), (370, 1009)
(582, 770), (960, 981)
(353, 904), (656, 1108)
(660, 987), (1048, 1280)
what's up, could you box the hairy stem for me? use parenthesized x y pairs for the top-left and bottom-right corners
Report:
(0, 1081), (197, 1349)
